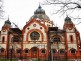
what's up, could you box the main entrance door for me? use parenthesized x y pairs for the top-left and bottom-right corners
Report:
(31, 47), (39, 58)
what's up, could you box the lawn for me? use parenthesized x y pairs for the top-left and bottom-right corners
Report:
(0, 59), (18, 61)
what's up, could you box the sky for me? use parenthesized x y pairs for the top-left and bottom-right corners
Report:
(0, 0), (81, 36)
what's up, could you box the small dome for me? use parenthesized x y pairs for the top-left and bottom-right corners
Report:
(5, 18), (11, 25)
(34, 5), (45, 14)
(65, 16), (72, 23)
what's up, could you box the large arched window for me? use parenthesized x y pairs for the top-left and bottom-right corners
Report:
(30, 31), (40, 40)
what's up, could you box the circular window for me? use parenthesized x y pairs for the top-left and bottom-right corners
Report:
(71, 48), (76, 54)
(30, 31), (40, 40)
(41, 49), (45, 54)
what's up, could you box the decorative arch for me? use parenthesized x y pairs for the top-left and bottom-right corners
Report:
(22, 18), (48, 34)
(26, 29), (44, 42)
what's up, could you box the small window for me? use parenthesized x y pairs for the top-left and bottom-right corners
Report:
(52, 49), (56, 54)
(9, 49), (14, 53)
(41, 49), (45, 54)
(13, 36), (19, 42)
(2, 37), (5, 43)
(25, 49), (28, 54)
(71, 49), (76, 54)
(17, 49), (21, 54)
(59, 49), (65, 54)
(53, 37), (60, 42)
(0, 48), (4, 53)
(70, 35), (73, 43)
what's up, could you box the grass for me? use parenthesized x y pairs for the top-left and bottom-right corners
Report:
(0, 59), (18, 61)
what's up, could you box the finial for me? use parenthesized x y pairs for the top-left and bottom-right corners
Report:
(38, 3), (41, 9)
(7, 15), (9, 21)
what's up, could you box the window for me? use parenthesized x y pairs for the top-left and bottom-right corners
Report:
(13, 36), (19, 42)
(30, 31), (40, 40)
(53, 37), (60, 42)
(9, 49), (14, 53)
(17, 49), (21, 54)
(41, 49), (45, 54)
(25, 49), (28, 54)
(59, 49), (65, 54)
(39, 15), (42, 19)
(70, 35), (73, 43)
(52, 49), (56, 54)
(0, 48), (4, 53)
(2, 37), (5, 43)
(71, 49), (76, 54)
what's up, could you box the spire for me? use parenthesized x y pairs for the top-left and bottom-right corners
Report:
(38, 3), (41, 9)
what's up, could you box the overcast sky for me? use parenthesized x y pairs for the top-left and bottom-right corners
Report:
(0, 0), (81, 36)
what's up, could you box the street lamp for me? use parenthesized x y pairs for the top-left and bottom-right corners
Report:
(10, 46), (13, 61)
(7, 31), (11, 59)
(50, 38), (54, 61)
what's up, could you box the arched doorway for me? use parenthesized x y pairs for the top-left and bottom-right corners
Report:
(31, 47), (39, 58)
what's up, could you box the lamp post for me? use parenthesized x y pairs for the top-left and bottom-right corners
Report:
(7, 31), (11, 59)
(10, 46), (13, 61)
(50, 38), (54, 61)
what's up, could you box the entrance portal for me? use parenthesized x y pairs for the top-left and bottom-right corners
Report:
(31, 47), (39, 58)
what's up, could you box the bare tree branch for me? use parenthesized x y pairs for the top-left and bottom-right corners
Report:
(42, 0), (81, 25)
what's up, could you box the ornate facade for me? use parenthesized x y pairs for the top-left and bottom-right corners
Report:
(0, 5), (81, 61)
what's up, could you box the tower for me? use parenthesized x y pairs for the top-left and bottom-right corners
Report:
(0, 18), (11, 58)
(63, 16), (80, 58)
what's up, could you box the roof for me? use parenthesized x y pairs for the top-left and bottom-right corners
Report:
(30, 5), (50, 20)
(10, 28), (22, 34)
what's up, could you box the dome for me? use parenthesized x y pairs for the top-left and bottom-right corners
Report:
(65, 16), (72, 23)
(5, 18), (11, 25)
(34, 5), (45, 14)
(30, 5), (50, 20)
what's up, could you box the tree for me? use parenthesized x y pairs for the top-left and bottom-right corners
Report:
(0, 0), (4, 19)
(42, 0), (81, 25)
